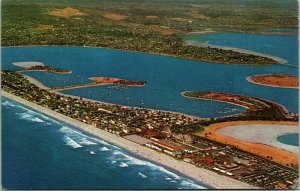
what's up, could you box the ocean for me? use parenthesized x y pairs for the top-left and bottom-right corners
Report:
(2, 97), (207, 189)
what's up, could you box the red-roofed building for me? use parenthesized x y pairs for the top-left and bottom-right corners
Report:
(153, 140), (185, 152)
(204, 157), (215, 163)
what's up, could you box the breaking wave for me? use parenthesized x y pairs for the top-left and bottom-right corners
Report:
(2, 101), (16, 107)
(138, 172), (147, 178)
(119, 162), (129, 168)
(63, 136), (83, 148)
(100, 146), (109, 151)
(78, 138), (97, 145)
(180, 180), (206, 189)
(16, 112), (45, 123)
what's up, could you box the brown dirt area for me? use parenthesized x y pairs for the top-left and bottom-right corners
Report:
(191, 13), (210, 20)
(147, 25), (179, 36)
(169, 17), (192, 22)
(102, 12), (128, 21)
(89, 77), (122, 83)
(48, 7), (85, 18)
(194, 121), (299, 167)
(249, 74), (298, 89)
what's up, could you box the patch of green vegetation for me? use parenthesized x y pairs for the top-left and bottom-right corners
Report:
(24, 65), (71, 73)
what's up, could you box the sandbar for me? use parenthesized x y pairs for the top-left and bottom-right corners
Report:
(12, 61), (45, 69)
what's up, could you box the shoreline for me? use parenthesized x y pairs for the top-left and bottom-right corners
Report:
(2, 44), (279, 66)
(1, 91), (257, 189)
(247, 75), (298, 89)
(23, 74), (51, 90)
(197, 121), (299, 166)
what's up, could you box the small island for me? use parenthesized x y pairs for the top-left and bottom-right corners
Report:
(247, 74), (298, 89)
(50, 77), (145, 92)
(23, 65), (72, 74)
(90, 77), (145, 86)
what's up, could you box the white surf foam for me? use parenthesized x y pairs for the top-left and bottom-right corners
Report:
(64, 136), (83, 148)
(90, 151), (96, 155)
(119, 162), (129, 168)
(100, 146), (109, 151)
(79, 138), (97, 145)
(138, 172), (147, 178)
(2, 101), (16, 107)
(17, 112), (45, 123)
(14, 104), (59, 125)
(127, 158), (148, 166)
(17, 113), (33, 119)
(158, 167), (180, 180)
(60, 126), (83, 135)
(59, 126), (118, 149)
(180, 180), (206, 189)
(31, 117), (45, 123)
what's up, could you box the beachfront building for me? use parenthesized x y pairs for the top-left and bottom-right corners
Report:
(152, 139), (185, 157)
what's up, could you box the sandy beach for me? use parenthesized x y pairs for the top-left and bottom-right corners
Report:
(23, 74), (51, 90)
(198, 121), (299, 166)
(2, 91), (257, 189)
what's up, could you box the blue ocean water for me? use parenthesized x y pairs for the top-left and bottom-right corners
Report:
(2, 36), (298, 118)
(1, 98), (207, 189)
(277, 133), (299, 146)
